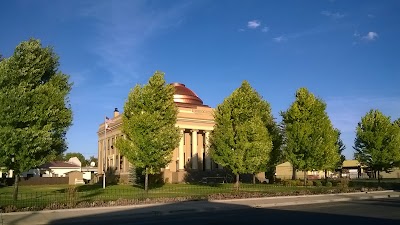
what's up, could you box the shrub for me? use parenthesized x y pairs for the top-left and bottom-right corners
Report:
(296, 180), (304, 186)
(306, 181), (314, 186)
(282, 180), (290, 186)
(338, 178), (349, 188)
(325, 181), (332, 187)
(314, 180), (322, 187)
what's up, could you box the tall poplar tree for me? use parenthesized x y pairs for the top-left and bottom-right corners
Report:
(0, 39), (72, 200)
(116, 71), (180, 191)
(281, 88), (339, 184)
(354, 110), (400, 181)
(209, 81), (273, 189)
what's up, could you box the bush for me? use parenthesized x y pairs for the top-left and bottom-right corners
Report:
(306, 181), (314, 186)
(296, 180), (304, 186)
(325, 181), (332, 187)
(338, 178), (349, 188)
(282, 180), (290, 186)
(314, 180), (322, 187)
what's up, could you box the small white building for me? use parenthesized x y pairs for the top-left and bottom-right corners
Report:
(40, 161), (81, 177)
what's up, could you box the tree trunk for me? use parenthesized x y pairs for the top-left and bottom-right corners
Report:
(13, 174), (19, 201)
(292, 166), (297, 180)
(324, 169), (328, 182)
(253, 174), (256, 184)
(144, 168), (149, 192)
(303, 171), (307, 186)
(235, 174), (240, 191)
(377, 170), (381, 185)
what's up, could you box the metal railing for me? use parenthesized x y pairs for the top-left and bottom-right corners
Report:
(0, 183), (333, 211)
(1, 179), (397, 212)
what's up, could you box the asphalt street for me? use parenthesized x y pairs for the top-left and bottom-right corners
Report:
(47, 198), (400, 225)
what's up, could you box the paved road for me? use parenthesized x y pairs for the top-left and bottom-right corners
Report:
(2, 192), (399, 225)
(47, 198), (400, 225)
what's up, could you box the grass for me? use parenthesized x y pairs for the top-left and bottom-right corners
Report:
(0, 183), (333, 209)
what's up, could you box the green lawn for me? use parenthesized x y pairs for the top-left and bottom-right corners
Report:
(0, 183), (332, 209)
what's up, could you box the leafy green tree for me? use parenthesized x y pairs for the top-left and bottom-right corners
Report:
(209, 81), (273, 188)
(335, 130), (346, 176)
(281, 88), (339, 184)
(65, 152), (87, 166)
(265, 121), (283, 183)
(0, 39), (72, 200)
(319, 129), (343, 180)
(394, 118), (400, 167)
(394, 118), (400, 127)
(86, 155), (98, 167)
(53, 153), (66, 161)
(116, 71), (180, 191)
(354, 110), (400, 182)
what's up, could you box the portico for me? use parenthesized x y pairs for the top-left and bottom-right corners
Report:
(98, 83), (221, 183)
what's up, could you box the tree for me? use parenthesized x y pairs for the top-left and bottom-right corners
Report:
(65, 152), (87, 166)
(354, 110), (400, 182)
(320, 129), (345, 180)
(86, 155), (98, 167)
(0, 39), (72, 200)
(335, 130), (346, 177)
(116, 71), (180, 191)
(265, 122), (283, 183)
(394, 118), (400, 127)
(281, 88), (339, 185)
(209, 81), (273, 189)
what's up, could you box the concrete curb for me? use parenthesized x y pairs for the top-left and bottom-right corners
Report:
(209, 190), (395, 203)
(1, 190), (397, 216)
(251, 193), (400, 208)
(0, 202), (171, 216)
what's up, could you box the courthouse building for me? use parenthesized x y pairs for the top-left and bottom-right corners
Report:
(97, 83), (223, 183)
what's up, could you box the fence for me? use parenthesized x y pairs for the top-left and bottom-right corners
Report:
(1, 179), (398, 212)
(0, 183), (342, 211)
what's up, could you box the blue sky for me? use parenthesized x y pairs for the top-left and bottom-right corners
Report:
(1, 0), (399, 160)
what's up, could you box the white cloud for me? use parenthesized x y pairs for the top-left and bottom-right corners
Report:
(368, 14), (375, 18)
(273, 36), (287, 43)
(272, 24), (345, 43)
(238, 28), (245, 32)
(321, 11), (345, 19)
(362, 31), (378, 41)
(81, 1), (192, 87)
(247, 20), (261, 29)
(261, 26), (269, 33)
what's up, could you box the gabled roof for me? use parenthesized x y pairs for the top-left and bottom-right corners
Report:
(40, 161), (80, 169)
(342, 160), (361, 168)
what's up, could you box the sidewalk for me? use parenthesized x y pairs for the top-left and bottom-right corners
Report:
(1, 190), (399, 225)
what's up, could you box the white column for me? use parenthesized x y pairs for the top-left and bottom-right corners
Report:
(205, 131), (212, 170)
(191, 130), (198, 170)
(198, 131), (203, 170)
(178, 130), (185, 171)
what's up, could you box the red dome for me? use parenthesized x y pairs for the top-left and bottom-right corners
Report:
(171, 83), (204, 105)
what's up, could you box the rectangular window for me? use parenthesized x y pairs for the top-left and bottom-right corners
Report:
(120, 156), (124, 170)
